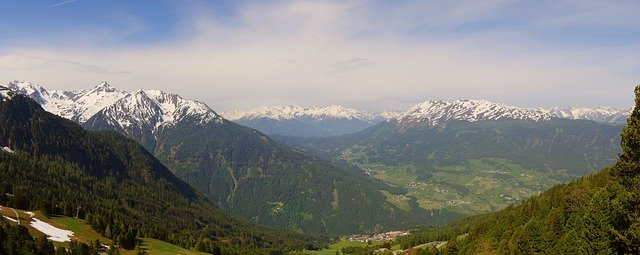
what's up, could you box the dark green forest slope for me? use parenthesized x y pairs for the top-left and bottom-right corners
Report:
(278, 118), (621, 215)
(84, 100), (461, 235)
(399, 86), (640, 254)
(0, 93), (320, 254)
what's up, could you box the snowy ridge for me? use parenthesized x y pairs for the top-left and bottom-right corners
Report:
(223, 105), (377, 122)
(94, 89), (222, 132)
(395, 99), (551, 125)
(0, 86), (13, 101)
(5, 81), (222, 133)
(544, 106), (631, 124)
(394, 99), (632, 125)
(6, 81), (630, 130)
(5, 81), (47, 104)
(5, 80), (128, 122)
(65, 81), (129, 123)
(379, 109), (405, 121)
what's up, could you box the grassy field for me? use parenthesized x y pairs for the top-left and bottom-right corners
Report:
(0, 206), (204, 255)
(123, 238), (208, 255)
(46, 215), (112, 246)
(358, 158), (575, 215)
(292, 240), (382, 255)
(380, 190), (411, 211)
(0, 207), (49, 239)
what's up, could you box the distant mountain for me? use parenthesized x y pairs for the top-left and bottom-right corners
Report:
(399, 86), (640, 254)
(545, 106), (631, 124)
(393, 99), (550, 127)
(0, 90), (319, 253)
(222, 100), (630, 138)
(6, 81), (460, 235)
(388, 99), (630, 126)
(277, 100), (623, 216)
(6, 80), (128, 123)
(223, 105), (382, 137)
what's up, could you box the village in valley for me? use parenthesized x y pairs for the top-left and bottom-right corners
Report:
(344, 230), (410, 243)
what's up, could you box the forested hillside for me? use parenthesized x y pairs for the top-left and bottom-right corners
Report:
(399, 86), (640, 254)
(278, 118), (621, 215)
(4, 82), (462, 235)
(78, 85), (460, 235)
(0, 93), (321, 254)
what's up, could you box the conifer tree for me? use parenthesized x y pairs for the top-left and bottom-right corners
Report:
(616, 85), (640, 183)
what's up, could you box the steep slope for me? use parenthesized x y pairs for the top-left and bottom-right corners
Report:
(83, 89), (222, 150)
(6, 81), (458, 235)
(84, 91), (460, 234)
(400, 86), (640, 254)
(223, 105), (381, 137)
(0, 91), (319, 253)
(278, 100), (622, 215)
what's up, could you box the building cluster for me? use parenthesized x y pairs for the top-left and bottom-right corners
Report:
(345, 230), (410, 242)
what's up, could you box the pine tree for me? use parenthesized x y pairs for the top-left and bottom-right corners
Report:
(616, 85), (640, 183)
(612, 84), (640, 253)
(582, 188), (614, 254)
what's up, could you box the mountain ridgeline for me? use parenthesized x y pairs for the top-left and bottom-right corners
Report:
(277, 100), (623, 216)
(224, 100), (630, 139)
(398, 86), (640, 254)
(222, 105), (382, 137)
(83, 90), (459, 235)
(5, 81), (460, 235)
(0, 92), (321, 253)
(281, 118), (621, 175)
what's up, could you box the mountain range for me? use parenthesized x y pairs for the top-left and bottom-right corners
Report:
(4, 80), (629, 232)
(276, 100), (623, 215)
(4, 80), (459, 235)
(0, 90), (319, 253)
(223, 100), (630, 137)
(398, 85), (640, 254)
(222, 105), (382, 137)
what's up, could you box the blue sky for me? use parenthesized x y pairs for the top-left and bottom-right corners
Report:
(0, 0), (639, 111)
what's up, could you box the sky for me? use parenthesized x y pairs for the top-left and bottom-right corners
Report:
(0, 0), (639, 112)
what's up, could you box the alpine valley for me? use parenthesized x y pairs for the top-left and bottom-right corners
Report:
(276, 99), (625, 215)
(4, 80), (633, 253)
(4, 81), (460, 236)
(393, 87), (640, 254)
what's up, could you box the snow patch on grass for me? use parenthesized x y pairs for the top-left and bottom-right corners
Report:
(1, 147), (13, 153)
(25, 211), (35, 217)
(30, 218), (74, 242)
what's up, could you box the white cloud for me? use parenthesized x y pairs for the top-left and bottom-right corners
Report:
(0, 55), (130, 74)
(0, 1), (638, 111)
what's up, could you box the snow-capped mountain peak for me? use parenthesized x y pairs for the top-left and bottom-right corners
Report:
(88, 88), (222, 133)
(396, 99), (551, 125)
(90, 81), (119, 93)
(70, 82), (128, 123)
(6, 81), (49, 105)
(543, 106), (631, 124)
(4, 81), (223, 137)
(223, 104), (376, 122)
